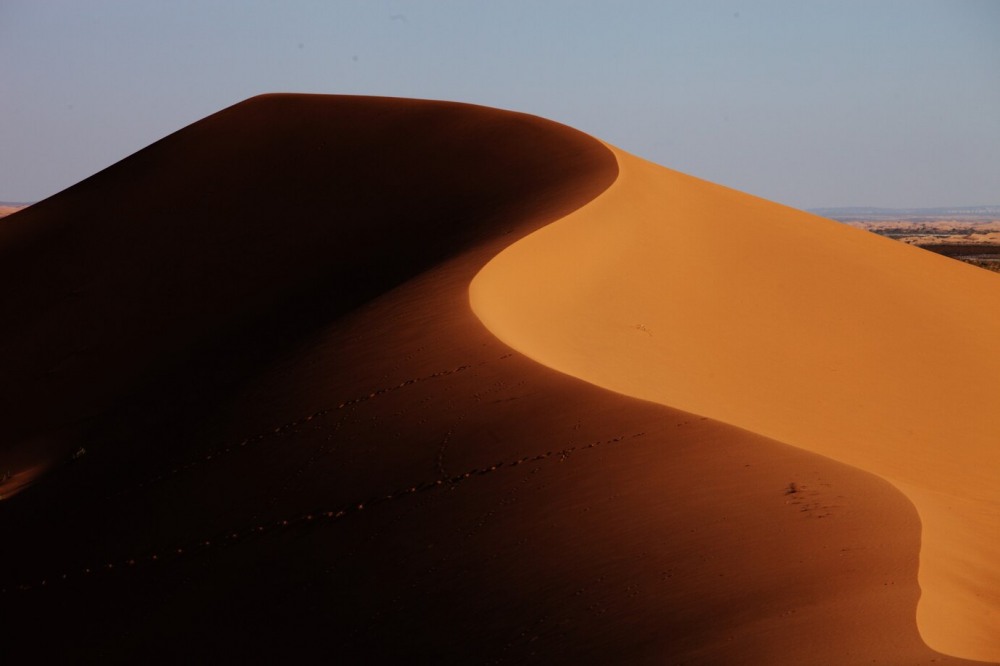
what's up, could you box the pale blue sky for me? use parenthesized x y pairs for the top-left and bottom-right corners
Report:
(2, 1), (998, 208)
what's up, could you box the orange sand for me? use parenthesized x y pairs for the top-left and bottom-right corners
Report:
(471, 145), (1000, 661)
(0, 205), (28, 218)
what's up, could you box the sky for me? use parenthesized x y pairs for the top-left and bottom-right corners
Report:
(1, 1), (998, 209)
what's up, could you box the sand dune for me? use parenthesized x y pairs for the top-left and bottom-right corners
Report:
(472, 146), (1000, 662)
(0, 204), (29, 218)
(1, 95), (994, 663)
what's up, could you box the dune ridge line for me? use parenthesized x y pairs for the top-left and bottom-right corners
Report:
(0, 93), (619, 498)
(470, 142), (1000, 662)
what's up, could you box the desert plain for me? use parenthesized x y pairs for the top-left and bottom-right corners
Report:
(1, 94), (997, 664)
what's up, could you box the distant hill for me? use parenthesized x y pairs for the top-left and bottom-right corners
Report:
(0, 203), (30, 218)
(810, 205), (1000, 222)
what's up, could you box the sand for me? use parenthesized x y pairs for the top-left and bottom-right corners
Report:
(0, 205), (28, 218)
(471, 146), (1000, 662)
(1, 94), (995, 663)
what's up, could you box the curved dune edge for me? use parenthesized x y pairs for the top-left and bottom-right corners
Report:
(470, 144), (1000, 662)
(0, 93), (620, 497)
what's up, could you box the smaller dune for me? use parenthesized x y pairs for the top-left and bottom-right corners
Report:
(0, 204), (29, 218)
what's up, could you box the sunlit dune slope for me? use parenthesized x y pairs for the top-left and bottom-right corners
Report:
(471, 146), (1000, 661)
(0, 95), (988, 663)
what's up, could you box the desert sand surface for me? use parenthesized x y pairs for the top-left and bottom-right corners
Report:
(0, 94), (993, 664)
(841, 220), (1000, 249)
(472, 147), (1000, 662)
(0, 204), (29, 218)
(833, 220), (1000, 272)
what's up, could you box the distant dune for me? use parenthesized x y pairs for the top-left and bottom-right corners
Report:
(1, 95), (996, 664)
(0, 203), (30, 218)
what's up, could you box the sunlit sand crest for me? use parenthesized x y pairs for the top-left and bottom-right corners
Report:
(471, 143), (1000, 662)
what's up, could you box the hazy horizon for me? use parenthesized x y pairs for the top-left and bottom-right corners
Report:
(2, 1), (998, 209)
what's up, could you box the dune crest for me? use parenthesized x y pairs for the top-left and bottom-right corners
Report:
(471, 145), (1000, 661)
(0, 93), (617, 494)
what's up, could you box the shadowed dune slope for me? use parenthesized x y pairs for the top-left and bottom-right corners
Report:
(471, 146), (1000, 662)
(0, 93), (614, 484)
(0, 96), (988, 663)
